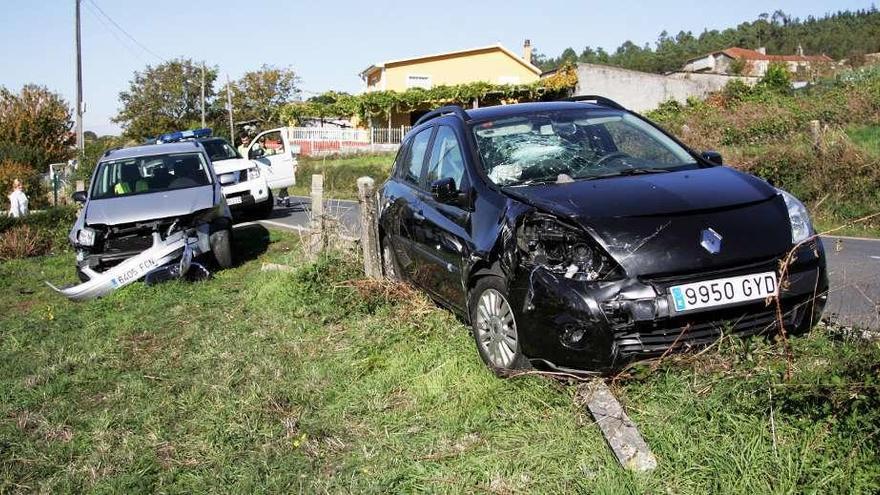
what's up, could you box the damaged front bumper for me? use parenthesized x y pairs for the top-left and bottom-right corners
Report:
(510, 248), (828, 371)
(49, 227), (208, 301)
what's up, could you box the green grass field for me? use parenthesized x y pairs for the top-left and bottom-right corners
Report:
(291, 153), (394, 200)
(2, 227), (877, 493)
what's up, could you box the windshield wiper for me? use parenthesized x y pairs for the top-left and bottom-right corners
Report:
(586, 167), (672, 180)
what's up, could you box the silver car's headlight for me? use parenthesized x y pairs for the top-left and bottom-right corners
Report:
(77, 227), (96, 247)
(777, 188), (812, 244)
(247, 166), (261, 180)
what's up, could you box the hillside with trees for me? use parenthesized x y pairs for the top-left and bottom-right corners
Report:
(535, 8), (880, 73)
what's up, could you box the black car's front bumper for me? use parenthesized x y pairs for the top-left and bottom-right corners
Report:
(509, 241), (828, 371)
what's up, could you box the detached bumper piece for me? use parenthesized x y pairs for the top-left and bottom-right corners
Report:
(48, 230), (206, 301)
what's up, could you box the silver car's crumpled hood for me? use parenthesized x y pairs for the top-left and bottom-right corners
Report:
(212, 158), (256, 175)
(85, 186), (215, 226)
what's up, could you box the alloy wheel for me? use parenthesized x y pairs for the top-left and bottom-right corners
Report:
(475, 288), (519, 368)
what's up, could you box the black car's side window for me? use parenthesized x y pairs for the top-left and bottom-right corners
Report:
(425, 125), (465, 190)
(403, 127), (432, 187)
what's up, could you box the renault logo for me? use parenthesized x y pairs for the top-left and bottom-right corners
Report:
(701, 228), (722, 254)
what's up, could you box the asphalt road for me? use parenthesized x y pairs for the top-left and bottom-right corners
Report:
(257, 196), (880, 330)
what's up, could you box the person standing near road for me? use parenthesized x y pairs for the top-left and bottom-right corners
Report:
(8, 178), (29, 218)
(237, 134), (252, 158)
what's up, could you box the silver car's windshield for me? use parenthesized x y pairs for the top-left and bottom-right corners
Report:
(91, 152), (212, 200)
(471, 109), (697, 186)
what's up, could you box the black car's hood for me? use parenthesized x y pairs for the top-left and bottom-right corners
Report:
(503, 167), (794, 277)
(504, 166), (775, 218)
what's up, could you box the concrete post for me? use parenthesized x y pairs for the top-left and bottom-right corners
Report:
(357, 176), (382, 279)
(310, 174), (324, 254)
(809, 120), (822, 149)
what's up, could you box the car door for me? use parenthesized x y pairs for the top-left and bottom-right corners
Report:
(386, 126), (435, 284)
(249, 128), (297, 189)
(409, 125), (471, 310)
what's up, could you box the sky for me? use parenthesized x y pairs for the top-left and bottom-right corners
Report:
(0, 0), (874, 135)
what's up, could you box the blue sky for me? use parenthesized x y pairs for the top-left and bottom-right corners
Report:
(0, 0), (873, 135)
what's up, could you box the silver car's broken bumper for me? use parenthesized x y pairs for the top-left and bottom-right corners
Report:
(48, 230), (204, 301)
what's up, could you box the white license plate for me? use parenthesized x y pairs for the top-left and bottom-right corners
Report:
(227, 196), (242, 205)
(111, 256), (159, 288)
(669, 271), (778, 313)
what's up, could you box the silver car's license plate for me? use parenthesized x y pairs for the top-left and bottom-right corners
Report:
(669, 271), (778, 313)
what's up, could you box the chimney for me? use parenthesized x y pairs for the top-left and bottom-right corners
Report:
(756, 46), (767, 55)
(523, 39), (532, 64)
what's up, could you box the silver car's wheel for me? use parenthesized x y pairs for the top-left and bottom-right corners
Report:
(474, 288), (519, 369)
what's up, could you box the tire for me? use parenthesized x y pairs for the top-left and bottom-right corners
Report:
(255, 191), (274, 219)
(210, 227), (234, 269)
(76, 267), (89, 283)
(381, 236), (401, 281)
(468, 276), (530, 375)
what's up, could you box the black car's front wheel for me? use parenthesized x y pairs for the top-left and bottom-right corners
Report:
(469, 276), (529, 375)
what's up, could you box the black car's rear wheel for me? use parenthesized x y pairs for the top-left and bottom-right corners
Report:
(469, 276), (529, 375)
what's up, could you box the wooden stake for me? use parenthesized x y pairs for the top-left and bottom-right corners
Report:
(357, 177), (381, 279)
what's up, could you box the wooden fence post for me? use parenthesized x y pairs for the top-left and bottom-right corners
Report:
(809, 120), (822, 149)
(309, 174), (324, 255)
(357, 177), (382, 279)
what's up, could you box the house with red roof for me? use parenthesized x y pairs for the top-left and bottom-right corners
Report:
(682, 46), (834, 80)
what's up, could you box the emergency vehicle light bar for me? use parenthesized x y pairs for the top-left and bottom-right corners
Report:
(157, 128), (212, 143)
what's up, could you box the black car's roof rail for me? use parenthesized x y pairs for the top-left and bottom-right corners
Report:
(563, 95), (626, 111)
(414, 105), (470, 126)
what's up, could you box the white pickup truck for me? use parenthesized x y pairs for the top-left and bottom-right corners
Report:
(159, 128), (298, 218)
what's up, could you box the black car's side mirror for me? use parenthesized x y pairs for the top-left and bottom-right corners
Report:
(430, 177), (459, 204)
(72, 191), (87, 203)
(702, 150), (723, 165)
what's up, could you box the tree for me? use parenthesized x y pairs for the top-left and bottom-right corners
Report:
(223, 65), (300, 127)
(114, 59), (218, 139)
(0, 84), (74, 170)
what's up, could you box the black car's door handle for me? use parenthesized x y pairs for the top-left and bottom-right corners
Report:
(413, 210), (426, 221)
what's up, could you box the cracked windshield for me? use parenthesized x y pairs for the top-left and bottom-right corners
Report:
(473, 109), (697, 186)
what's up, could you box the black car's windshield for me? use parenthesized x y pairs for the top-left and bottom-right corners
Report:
(200, 139), (240, 161)
(91, 152), (212, 200)
(471, 109), (698, 186)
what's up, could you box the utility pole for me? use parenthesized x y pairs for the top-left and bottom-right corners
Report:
(226, 74), (234, 140)
(75, 0), (84, 157)
(200, 63), (206, 128)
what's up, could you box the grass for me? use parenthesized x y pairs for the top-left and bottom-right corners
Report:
(291, 153), (394, 200)
(1, 227), (878, 493)
(847, 125), (880, 157)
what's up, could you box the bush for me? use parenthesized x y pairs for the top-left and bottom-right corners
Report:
(0, 206), (77, 260)
(0, 159), (48, 210)
(0, 224), (51, 261)
(758, 62), (793, 95)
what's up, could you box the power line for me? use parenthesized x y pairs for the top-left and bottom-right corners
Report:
(82, 1), (149, 65)
(86, 0), (165, 61)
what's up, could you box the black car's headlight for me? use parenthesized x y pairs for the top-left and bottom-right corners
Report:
(777, 188), (813, 244)
(516, 213), (622, 281)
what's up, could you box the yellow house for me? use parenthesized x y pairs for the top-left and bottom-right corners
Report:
(359, 41), (541, 126)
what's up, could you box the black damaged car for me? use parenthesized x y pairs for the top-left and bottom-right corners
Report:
(378, 97), (827, 374)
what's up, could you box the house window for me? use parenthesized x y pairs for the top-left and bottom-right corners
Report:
(406, 75), (432, 89)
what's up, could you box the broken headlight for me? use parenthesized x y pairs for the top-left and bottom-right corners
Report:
(517, 213), (622, 281)
(76, 227), (96, 247)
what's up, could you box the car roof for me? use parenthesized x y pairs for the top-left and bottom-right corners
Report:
(465, 101), (609, 122)
(102, 141), (205, 161)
